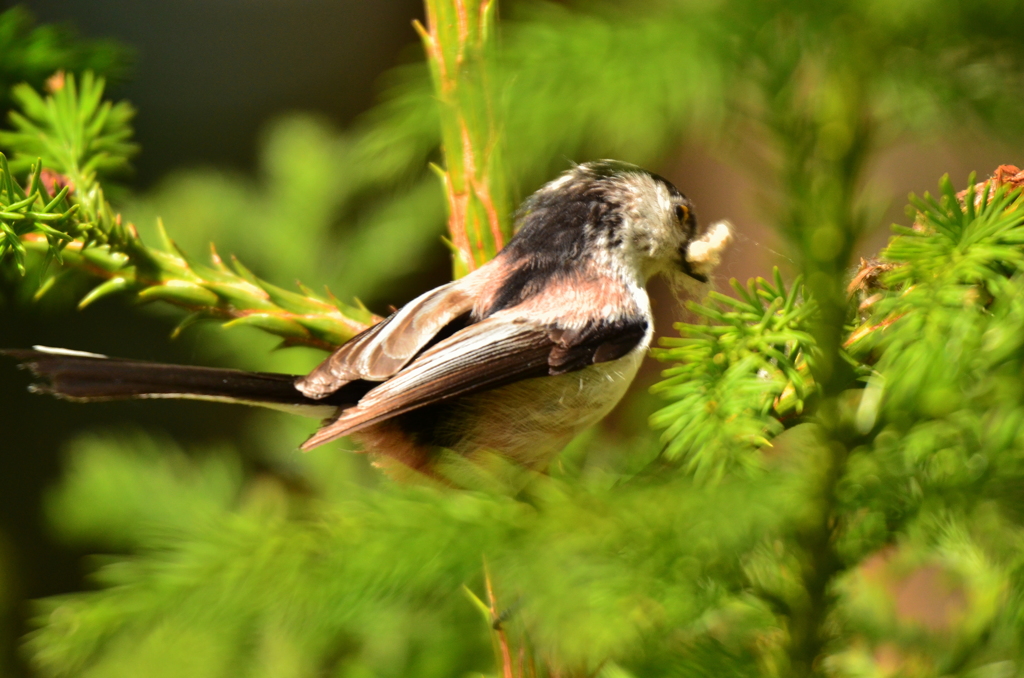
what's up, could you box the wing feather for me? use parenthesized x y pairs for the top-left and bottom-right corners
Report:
(301, 314), (649, 449)
(296, 279), (475, 398)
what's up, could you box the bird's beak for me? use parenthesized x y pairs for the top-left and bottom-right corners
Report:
(679, 257), (709, 283)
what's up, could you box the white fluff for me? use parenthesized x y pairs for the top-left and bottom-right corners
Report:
(687, 220), (733, 275)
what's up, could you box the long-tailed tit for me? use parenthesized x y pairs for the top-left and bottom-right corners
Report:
(5, 161), (731, 474)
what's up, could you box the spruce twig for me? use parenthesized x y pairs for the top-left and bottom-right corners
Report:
(415, 0), (511, 277)
(19, 233), (375, 350)
(651, 270), (821, 479)
(0, 74), (376, 349)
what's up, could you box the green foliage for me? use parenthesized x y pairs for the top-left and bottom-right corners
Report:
(823, 181), (1024, 674)
(122, 115), (447, 305)
(4, 1), (1024, 678)
(28, 429), (807, 678)
(651, 273), (819, 481)
(0, 7), (130, 113)
(885, 177), (1024, 289)
(44, 432), (243, 550)
(0, 74), (376, 350)
(0, 71), (135, 253)
(1, 71), (136, 185)
(0, 154), (78, 274)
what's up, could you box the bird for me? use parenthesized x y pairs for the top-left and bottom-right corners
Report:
(4, 161), (731, 475)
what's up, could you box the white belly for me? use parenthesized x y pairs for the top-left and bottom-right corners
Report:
(450, 346), (647, 468)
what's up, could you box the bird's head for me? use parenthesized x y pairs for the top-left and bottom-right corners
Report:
(508, 160), (731, 285)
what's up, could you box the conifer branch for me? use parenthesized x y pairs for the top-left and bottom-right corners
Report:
(20, 232), (375, 350)
(415, 0), (511, 277)
(651, 168), (1024, 677)
(651, 270), (822, 480)
(0, 74), (376, 349)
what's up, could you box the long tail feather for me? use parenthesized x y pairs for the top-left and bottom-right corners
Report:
(2, 347), (363, 417)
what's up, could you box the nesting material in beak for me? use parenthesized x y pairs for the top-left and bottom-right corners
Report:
(687, 220), (733, 279)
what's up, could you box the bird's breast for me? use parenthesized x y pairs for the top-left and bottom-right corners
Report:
(445, 342), (648, 468)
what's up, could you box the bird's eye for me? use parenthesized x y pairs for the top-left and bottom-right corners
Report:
(674, 204), (689, 222)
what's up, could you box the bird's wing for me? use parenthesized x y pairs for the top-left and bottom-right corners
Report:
(296, 279), (476, 398)
(300, 314), (649, 449)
